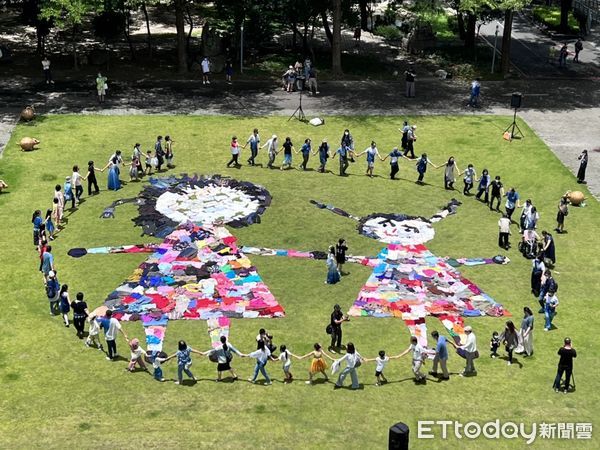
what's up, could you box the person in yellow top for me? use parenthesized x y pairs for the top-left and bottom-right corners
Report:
(299, 343), (335, 384)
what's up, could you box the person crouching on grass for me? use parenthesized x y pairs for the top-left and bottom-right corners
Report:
(127, 338), (148, 372)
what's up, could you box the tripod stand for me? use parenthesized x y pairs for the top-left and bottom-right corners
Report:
(288, 89), (306, 122)
(504, 108), (524, 140)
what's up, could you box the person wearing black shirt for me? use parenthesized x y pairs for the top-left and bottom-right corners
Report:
(335, 239), (348, 274)
(70, 292), (89, 338)
(489, 175), (504, 211)
(329, 304), (348, 353)
(155, 136), (165, 172)
(405, 67), (416, 98)
(553, 338), (577, 393)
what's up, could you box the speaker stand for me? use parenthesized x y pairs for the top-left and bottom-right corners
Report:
(504, 108), (524, 140)
(288, 90), (306, 122)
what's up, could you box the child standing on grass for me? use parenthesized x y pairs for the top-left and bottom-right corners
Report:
(127, 338), (148, 372)
(300, 343), (334, 384)
(151, 351), (169, 381)
(226, 136), (241, 168)
(490, 331), (500, 358)
(85, 316), (103, 351)
(278, 345), (298, 383)
(365, 350), (398, 386)
(145, 150), (153, 175)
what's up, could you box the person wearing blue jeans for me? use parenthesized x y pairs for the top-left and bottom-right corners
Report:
(543, 290), (559, 331)
(166, 340), (202, 385)
(334, 342), (363, 390)
(247, 340), (272, 385)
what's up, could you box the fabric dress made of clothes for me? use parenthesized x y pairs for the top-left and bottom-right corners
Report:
(108, 164), (121, 191)
(326, 254), (340, 284)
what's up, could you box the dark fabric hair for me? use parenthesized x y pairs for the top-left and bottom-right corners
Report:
(346, 342), (355, 354)
(220, 335), (229, 351)
(32, 210), (41, 223)
(178, 340), (187, 351)
(314, 343), (321, 351)
(257, 340), (265, 350)
(431, 331), (439, 339)
(76, 292), (84, 301)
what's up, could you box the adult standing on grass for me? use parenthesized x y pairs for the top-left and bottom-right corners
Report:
(226, 136), (241, 168)
(201, 57), (211, 85)
(450, 325), (478, 376)
(356, 141), (382, 178)
(415, 153), (437, 184)
(101, 309), (129, 361)
(316, 139), (330, 173)
(577, 149), (588, 183)
(381, 146), (403, 180)
(404, 125), (417, 159)
(70, 292), (89, 338)
(326, 245), (341, 284)
(498, 320), (519, 365)
(299, 138), (312, 171)
(280, 137), (295, 170)
(246, 340), (272, 385)
(204, 335), (243, 382)
(32, 209), (43, 246)
(105, 156), (121, 191)
(429, 330), (449, 380)
(300, 343), (334, 384)
(335, 239), (348, 275)
(165, 136), (174, 168)
(41, 244), (55, 284)
(96, 72), (107, 104)
(333, 342), (363, 390)
(397, 336), (427, 382)
(166, 340), (201, 385)
(70, 166), (84, 208)
(58, 284), (70, 327)
(442, 156), (460, 190)
(405, 66), (416, 98)
(552, 337), (576, 393)
(243, 128), (260, 166)
(515, 307), (534, 357)
(504, 187), (521, 221)
(54, 185), (64, 225)
(531, 255), (545, 297)
(86, 161), (102, 196)
(46, 270), (60, 316)
(538, 269), (558, 312)
(340, 129), (355, 159)
(332, 144), (350, 176)
(262, 135), (279, 169)
(489, 176), (504, 212)
(475, 169), (491, 204)
(462, 164), (477, 195)
(498, 213), (511, 250)
(329, 304), (349, 353)
(155, 136), (165, 172)
(556, 195), (569, 234)
(541, 231), (556, 267)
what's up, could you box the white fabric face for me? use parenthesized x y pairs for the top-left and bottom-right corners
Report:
(155, 185), (261, 225)
(361, 216), (435, 245)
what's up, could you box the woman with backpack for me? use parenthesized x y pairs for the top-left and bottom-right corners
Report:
(204, 335), (244, 382)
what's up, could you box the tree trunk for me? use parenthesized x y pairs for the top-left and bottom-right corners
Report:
(500, 9), (513, 75)
(292, 21), (298, 50)
(302, 21), (309, 57)
(175, 0), (187, 73)
(560, 0), (573, 32)
(185, 4), (194, 65)
(321, 10), (333, 45)
(464, 12), (476, 49)
(124, 10), (136, 61)
(141, 2), (153, 58)
(457, 12), (466, 40)
(332, 0), (342, 76)
(358, 0), (368, 30)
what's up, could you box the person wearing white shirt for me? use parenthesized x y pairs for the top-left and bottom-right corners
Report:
(243, 128), (260, 166)
(246, 340), (273, 385)
(262, 135), (279, 169)
(364, 350), (400, 386)
(101, 309), (129, 361)
(398, 336), (427, 381)
(450, 325), (478, 376)
(204, 335), (243, 381)
(334, 342), (363, 390)
(498, 214), (511, 250)
(70, 165), (84, 208)
(42, 57), (54, 84)
(201, 57), (211, 84)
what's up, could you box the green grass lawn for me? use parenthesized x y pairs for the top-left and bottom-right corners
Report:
(0, 115), (598, 449)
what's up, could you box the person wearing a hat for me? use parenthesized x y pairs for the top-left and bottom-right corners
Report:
(262, 135), (279, 169)
(316, 139), (330, 173)
(450, 325), (478, 376)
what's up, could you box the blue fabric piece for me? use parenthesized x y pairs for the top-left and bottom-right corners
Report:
(276, 250), (288, 256)
(143, 315), (169, 326)
(463, 309), (482, 317)
(146, 335), (162, 344)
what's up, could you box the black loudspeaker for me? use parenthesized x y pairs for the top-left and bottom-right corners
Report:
(389, 422), (410, 450)
(511, 93), (522, 109)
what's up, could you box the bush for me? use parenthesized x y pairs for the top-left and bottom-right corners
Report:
(374, 25), (402, 41)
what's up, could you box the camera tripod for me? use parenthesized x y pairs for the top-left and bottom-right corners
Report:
(288, 89), (306, 122)
(504, 108), (524, 140)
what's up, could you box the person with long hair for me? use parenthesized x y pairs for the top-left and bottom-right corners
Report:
(203, 335), (244, 382)
(165, 136), (175, 168)
(442, 156), (460, 190)
(530, 255), (545, 297)
(315, 139), (330, 173)
(105, 156), (122, 191)
(326, 245), (341, 284)
(335, 239), (348, 274)
(86, 160), (102, 195)
(32, 210), (43, 246)
(499, 320), (519, 365)
(475, 169), (491, 204)
(333, 342), (363, 390)
(58, 284), (71, 327)
(246, 340), (272, 385)
(577, 149), (588, 183)
(280, 137), (295, 170)
(44, 208), (55, 240)
(71, 165), (84, 208)
(299, 343), (334, 384)
(70, 292), (89, 338)
(516, 307), (534, 357)
(556, 195), (569, 234)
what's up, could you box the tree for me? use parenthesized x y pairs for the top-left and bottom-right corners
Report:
(498, 0), (531, 75)
(40, 0), (99, 69)
(21, 0), (53, 55)
(174, 0), (187, 73)
(332, 0), (342, 76)
(559, 0), (573, 32)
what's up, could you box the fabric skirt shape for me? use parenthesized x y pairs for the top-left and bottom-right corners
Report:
(327, 266), (340, 284)
(107, 166), (121, 191)
(310, 357), (327, 373)
(217, 362), (231, 371)
(46, 219), (55, 234)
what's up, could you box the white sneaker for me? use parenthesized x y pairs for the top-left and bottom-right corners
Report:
(175, 381), (180, 385)
(106, 356), (111, 361)
(507, 361), (512, 365)
(305, 380), (312, 385)
(247, 378), (255, 383)
(265, 381), (272, 385)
